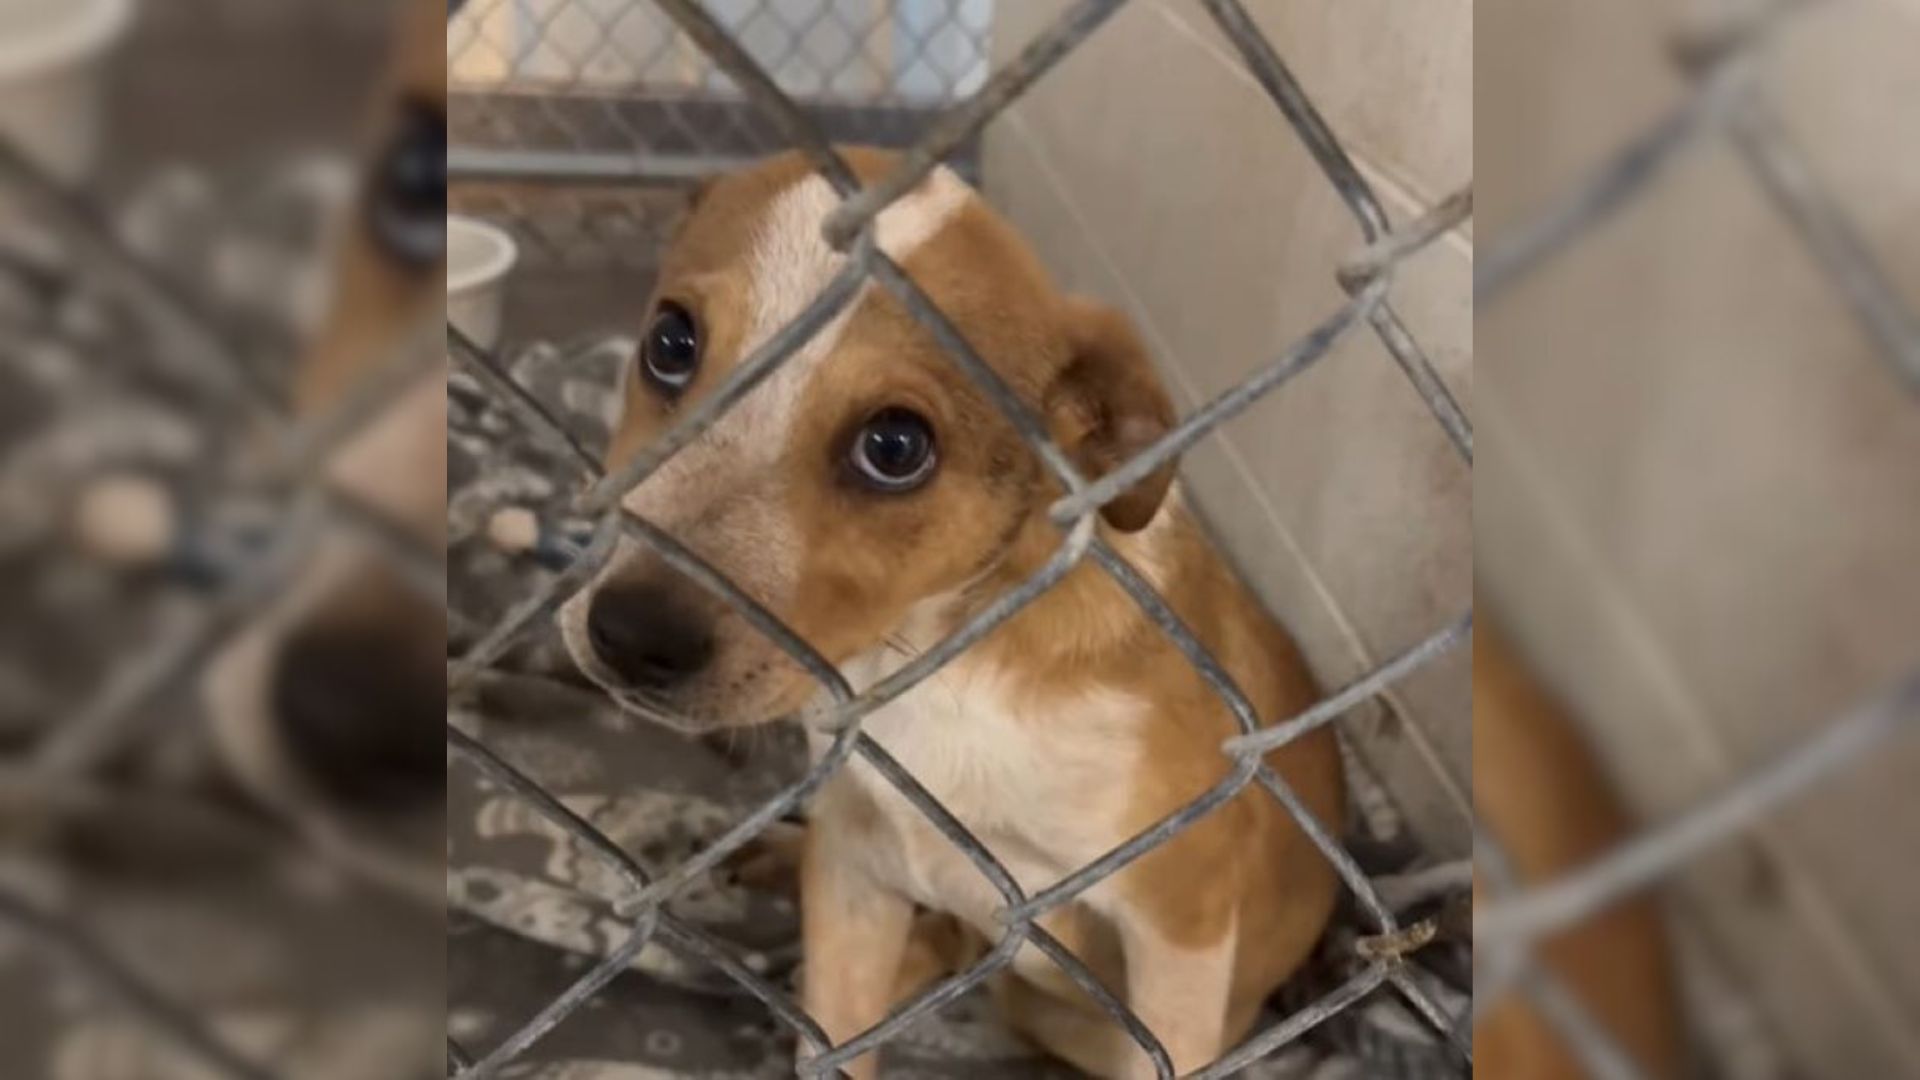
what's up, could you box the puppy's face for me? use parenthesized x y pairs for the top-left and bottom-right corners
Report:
(201, 0), (446, 883)
(560, 149), (1176, 734)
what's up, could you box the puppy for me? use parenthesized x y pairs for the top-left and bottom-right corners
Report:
(196, 0), (447, 901)
(560, 147), (1345, 1078)
(1475, 614), (1685, 1079)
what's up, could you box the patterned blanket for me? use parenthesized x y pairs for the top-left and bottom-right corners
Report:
(445, 336), (1472, 1079)
(0, 154), (1468, 1079)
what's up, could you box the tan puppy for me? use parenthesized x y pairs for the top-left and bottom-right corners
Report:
(197, 0), (446, 898)
(1475, 614), (1685, 1079)
(559, 148), (1345, 1078)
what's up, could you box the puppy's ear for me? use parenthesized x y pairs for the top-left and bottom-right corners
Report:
(1045, 298), (1177, 532)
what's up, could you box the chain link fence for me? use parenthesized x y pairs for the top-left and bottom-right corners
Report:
(0, 2), (443, 1076)
(1473, 0), (1919, 1077)
(0, 138), (444, 1077)
(449, 0), (993, 314)
(446, 0), (1474, 1077)
(449, 0), (991, 167)
(8, 0), (1905, 1076)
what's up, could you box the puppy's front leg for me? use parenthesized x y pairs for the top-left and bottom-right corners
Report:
(1116, 908), (1238, 1078)
(801, 823), (914, 1080)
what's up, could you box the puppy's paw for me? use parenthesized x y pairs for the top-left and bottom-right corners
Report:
(721, 819), (806, 892)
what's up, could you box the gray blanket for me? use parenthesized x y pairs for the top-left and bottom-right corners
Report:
(444, 335), (1471, 1079)
(0, 154), (1467, 1078)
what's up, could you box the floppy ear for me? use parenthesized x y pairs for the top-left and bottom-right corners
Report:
(1044, 298), (1178, 532)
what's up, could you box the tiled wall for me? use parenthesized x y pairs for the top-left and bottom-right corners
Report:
(1477, 0), (1920, 1074)
(987, 2), (1920, 1071)
(982, 0), (1474, 855)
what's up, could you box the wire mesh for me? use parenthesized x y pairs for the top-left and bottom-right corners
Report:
(446, 0), (1474, 1077)
(0, 4), (447, 1073)
(1472, 1), (1920, 1077)
(0, 105), (443, 1080)
(449, 0), (994, 287)
(10, 0), (1904, 1076)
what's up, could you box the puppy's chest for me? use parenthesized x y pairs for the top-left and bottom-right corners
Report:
(811, 663), (1147, 916)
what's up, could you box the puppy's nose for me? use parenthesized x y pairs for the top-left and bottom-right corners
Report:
(586, 582), (715, 690)
(270, 628), (445, 811)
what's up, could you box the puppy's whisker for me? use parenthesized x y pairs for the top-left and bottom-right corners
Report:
(614, 688), (695, 732)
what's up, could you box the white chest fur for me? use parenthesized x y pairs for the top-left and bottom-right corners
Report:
(807, 648), (1147, 934)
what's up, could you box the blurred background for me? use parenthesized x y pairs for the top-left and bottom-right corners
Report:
(0, 1), (442, 1077)
(449, 0), (990, 339)
(1476, 0), (1920, 1077)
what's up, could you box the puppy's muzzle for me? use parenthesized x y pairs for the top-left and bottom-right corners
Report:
(586, 580), (716, 692)
(270, 624), (445, 812)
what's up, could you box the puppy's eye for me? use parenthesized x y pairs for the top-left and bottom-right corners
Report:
(641, 302), (700, 394)
(365, 100), (446, 268)
(850, 408), (937, 491)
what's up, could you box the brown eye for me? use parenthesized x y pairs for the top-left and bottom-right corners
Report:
(640, 302), (699, 394)
(850, 408), (937, 491)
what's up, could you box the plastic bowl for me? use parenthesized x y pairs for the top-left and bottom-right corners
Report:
(447, 214), (518, 351)
(0, 0), (136, 186)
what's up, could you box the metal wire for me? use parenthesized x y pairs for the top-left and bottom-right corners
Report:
(1471, 0), (1920, 1074)
(448, 0), (998, 266)
(32, 0), (1904, 1074)
(446, 1), (1475, 1077)
(38, 0), (1909, 1074)
(0, 890), (276, 1080)
(0, 114), (449, 1080)
(0, 138), (278, 411)
(1476, 668), (1920, 953)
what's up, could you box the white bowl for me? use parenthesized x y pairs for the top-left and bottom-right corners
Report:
(0, 0), (135, 186)
(447, 214), (517, 351)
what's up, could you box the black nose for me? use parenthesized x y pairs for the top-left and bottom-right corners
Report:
(586, 582), (715, 690)
(270, 628), (445, 811)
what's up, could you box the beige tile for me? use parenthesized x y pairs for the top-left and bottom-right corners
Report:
(1478, 1), (1920, 1067)
(1475, 0), (1685, 237)
(981, 0), (1473, 853)
(1480, 141), (1920, 753)
(1764, 1), (1920, 308)
(1157, 0), (1472, 208)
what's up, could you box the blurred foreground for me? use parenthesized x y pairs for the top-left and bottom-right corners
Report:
(0, 2), (441, 1077)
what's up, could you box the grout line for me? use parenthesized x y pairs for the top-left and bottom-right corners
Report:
(996, 108), (1474, 832)
(1477, 381), (1920, 1072)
